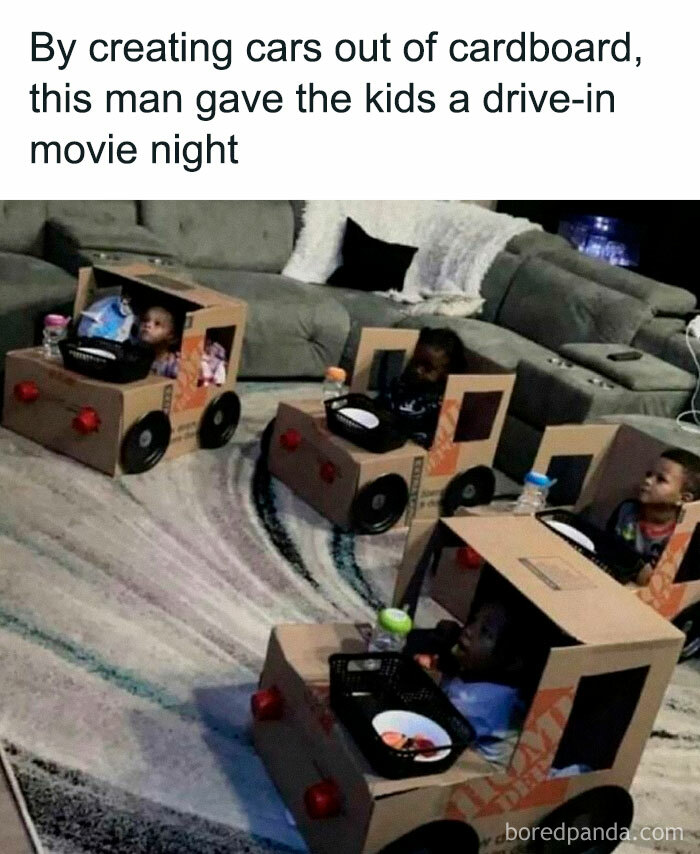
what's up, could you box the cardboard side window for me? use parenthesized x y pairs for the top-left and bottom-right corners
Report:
(674, 523), (700, 583)
(545, 454), (594, 507)
(552, 665), (649, 772)
(199, 325), (235, 389)
(453, 390), (503, 443)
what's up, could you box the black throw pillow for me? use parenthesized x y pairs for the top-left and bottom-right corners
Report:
(327, 217), (418, 292)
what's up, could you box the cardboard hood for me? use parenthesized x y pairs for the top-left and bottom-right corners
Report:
(267, 623), (497, 800)
(434, 516), (682, 646)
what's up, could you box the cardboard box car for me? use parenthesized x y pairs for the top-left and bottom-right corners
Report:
(267, 328), (514, 533)
(254, 515), (682, 854)
(0, 746), (42, 853)
(526, 422), (700, 657)
(3, 263), (247, 476)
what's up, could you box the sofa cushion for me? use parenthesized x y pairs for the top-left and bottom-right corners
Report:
(186, 268), (350, 378)
(497, 257), (653, 350)
(48, 218), (172, 254)
(140, 201), (294, 272)
(505, 230), (570, 256)
(0, 201), (47, 256)
(540, 248), (696, 316)
(47, 201), (138, 226)
(632, 316), (685, 359)
(559, 342), (695, 392)
(479, 251), (522, 323)
(45, 218), (174, 275)
(396, 314), (557, 373)
(0, 252), (75, 292)
(661, 331), (700, 376)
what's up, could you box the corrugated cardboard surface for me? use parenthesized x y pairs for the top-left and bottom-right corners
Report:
(440, 515), (682, 645)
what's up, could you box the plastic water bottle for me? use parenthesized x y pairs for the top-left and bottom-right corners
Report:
(322, 366), (347, 403)
(513, 471), (553, 514)
(43, 314), (69, 360)
(368, 608), (413, 655)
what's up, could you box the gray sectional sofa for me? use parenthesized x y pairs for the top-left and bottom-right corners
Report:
(1, 199), (697, 478)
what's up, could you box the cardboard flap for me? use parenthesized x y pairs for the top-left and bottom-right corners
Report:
(351, 328), (419, 393)
(438, 516), (681, 645)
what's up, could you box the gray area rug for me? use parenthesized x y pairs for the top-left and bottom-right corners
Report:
(1, 381), (698, 854)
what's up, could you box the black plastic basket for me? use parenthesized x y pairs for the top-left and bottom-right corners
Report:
(329, 652), (475, 779)
(325, 394), (407, 453)
(59, 337), (155, 384)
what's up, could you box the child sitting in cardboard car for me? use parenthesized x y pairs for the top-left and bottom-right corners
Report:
(3, 263), (247, 476)
(252, 513), (682, 854)
(261, 327), (514, 534)
(521, 422), (700, 660)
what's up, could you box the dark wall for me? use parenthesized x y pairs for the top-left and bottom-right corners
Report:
(497, 201), (697, 298)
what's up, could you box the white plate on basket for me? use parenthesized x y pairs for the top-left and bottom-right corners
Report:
(77, 346), (118, 360)
(372, 710), (452, 763)
(339, 407), (380, 429)
(544, 520), (596, 553)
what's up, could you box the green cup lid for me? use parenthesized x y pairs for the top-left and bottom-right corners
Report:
(378, 608), (412, 635)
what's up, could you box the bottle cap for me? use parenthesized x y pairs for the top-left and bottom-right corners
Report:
(45, 314), (69, 328)
(377, 608), (412, 636)
(325, 366), (346, 383)
(524, 471), (553, 488)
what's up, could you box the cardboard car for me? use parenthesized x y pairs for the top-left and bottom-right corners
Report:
(521, 422), (700, 660)
(3, 263), (247, 476)
(252, 514), (682, 854)
(264, 328), (514, 533)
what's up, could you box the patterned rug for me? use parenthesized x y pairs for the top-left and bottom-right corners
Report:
(1, 381), (698, 854)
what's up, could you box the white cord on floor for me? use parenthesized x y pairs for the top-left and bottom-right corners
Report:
(675, 323), (700, 435)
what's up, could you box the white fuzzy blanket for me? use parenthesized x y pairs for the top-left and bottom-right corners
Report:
(283, 201), (539, 317)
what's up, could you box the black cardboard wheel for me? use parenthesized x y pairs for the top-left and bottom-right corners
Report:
(121, 411), (171, 474)
(441, 465), (496, 516)
(199, 391), (241, 449)
(673, 603), (700, 660)
(351, 474), (409, 535)
(378, 820), (479, 854)
(527, 786), (633, 854)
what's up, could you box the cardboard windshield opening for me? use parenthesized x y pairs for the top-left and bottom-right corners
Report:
(545, 454), (594, 507)
(368, 349), (408, 393)
(454, 390), (503, 443)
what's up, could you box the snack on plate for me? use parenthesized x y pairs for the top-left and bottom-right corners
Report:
(381, 730), (437, 757)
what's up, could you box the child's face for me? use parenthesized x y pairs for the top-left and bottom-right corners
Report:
(453, 601), (510, 677)
(139, 307), (175, 348)
(405, 343), (451, 386)
(639, 457), (689, 506)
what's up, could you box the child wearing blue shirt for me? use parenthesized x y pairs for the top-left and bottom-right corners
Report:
(407, 573), (548, 766)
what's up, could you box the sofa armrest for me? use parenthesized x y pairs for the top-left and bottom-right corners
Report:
(45, 217), (176, 275)
(559, 342), (695, 392)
